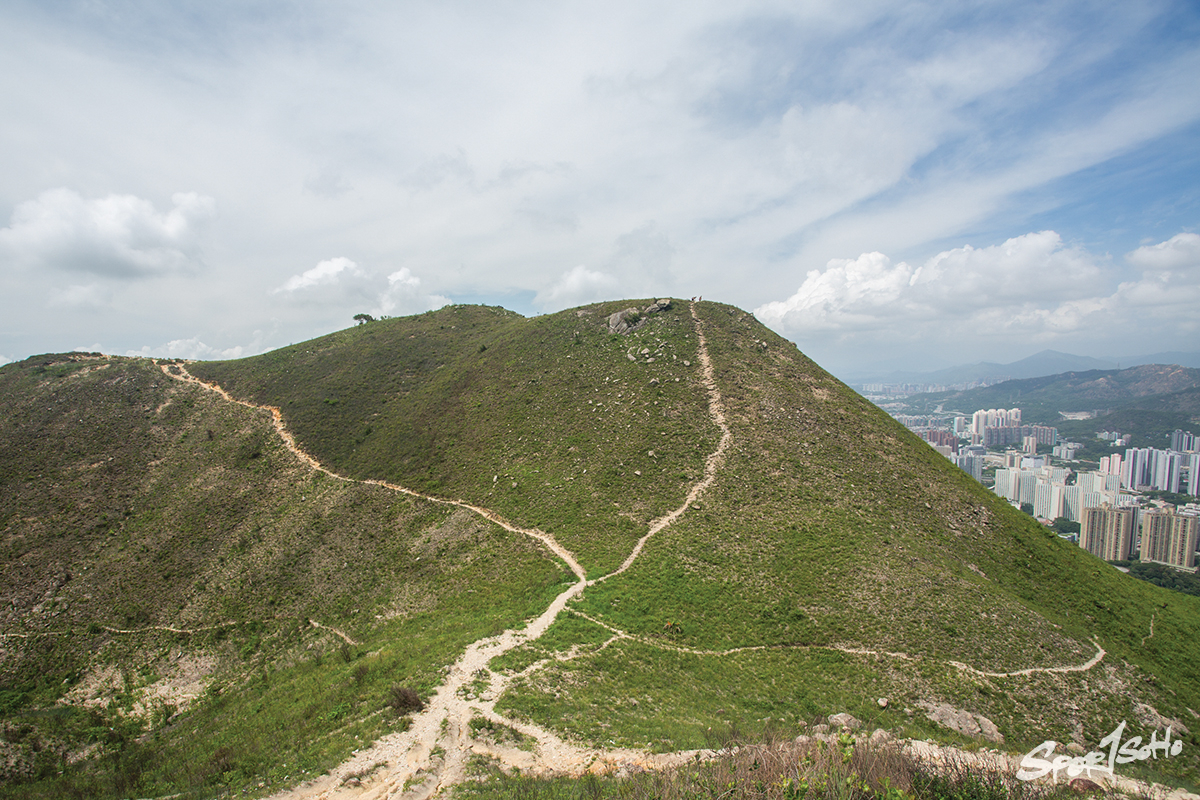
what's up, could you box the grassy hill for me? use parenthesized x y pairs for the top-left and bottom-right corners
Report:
(2, 300), (1199, 798)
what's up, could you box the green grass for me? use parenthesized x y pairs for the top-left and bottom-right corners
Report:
(189, 301), (718, 576)
(4, 301), (1200, 796)
(0, 354), (568, 798)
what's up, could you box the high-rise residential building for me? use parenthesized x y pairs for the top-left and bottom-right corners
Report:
(1053, 443), (1079, 460)
(1077, 471), (1121, 494)
(1140, 510), (1199, 569)
(1028, 425), (1058, 446)
(1188, 453), (1200, 497)
(1099, 453), (1122, 477)
(1034, 483), (1065, 520)
(1080, 504), (1137, 561)
(1170, 429), (1199, 453)
(1023, 435), (1038, 455)
(953, 453), (983, 482)
(1063, 486), (1106, 522)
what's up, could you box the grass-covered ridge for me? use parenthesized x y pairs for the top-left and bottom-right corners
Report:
(190, 301), (719, 576)
(0, 353), (567, 797)
(2, 300), (1199, 797)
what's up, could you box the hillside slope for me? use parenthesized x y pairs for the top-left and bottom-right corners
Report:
(1, 300), (1198, 798)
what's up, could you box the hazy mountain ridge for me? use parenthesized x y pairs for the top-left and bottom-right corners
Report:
(900, 363), (1200, 428)
(2, 302), (1199, 797)
(845, 349), (1200, 388)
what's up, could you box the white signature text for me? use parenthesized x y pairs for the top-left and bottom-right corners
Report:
(1017, 721), (1184, 782)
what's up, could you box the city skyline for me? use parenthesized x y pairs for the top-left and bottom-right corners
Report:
(1, 1), (1199, 376)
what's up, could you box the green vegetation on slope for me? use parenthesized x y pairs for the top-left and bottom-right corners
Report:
(0, 354), (567, 797)
(491, 304), (1200, 786)
(190, 302), (719, 576)
(3, 300), (1200, 796)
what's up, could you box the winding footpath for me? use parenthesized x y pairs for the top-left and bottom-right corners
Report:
(156, 301), (1111, 799)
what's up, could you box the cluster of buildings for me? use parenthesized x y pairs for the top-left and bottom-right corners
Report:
(1080, 504), (1199, 570)
(891, 404), (1200, 570)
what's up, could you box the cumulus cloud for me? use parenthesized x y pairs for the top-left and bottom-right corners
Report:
(534, 265), (621, 310)
(273, 257), (449, 318)
(755, 230), (1200, 362)
(756, 231), (1103, 335)
(377, 268), (451, 316)
(126, 333), (268, 361)
(274, 256), (364, 293)
(0, 188), (214, 278)
(1125, 232), (1200, 271)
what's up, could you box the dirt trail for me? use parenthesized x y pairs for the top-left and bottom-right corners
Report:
(155, 301), (728, 798)
(154, 303), (1111, 799)
(572, 612), (1107, 677)
(591, 301), (731, 585)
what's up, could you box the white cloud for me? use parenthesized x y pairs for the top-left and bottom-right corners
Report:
(756, 230), (1200, 365)
(0, 4), (1196, 372)
(0, 189), (214, 278)
(534, 265), (621, 310)
(126, 333), (268, 361)
(0, 354), (11, 367)
(377, 268), (451, 316)
(272, 258), (449, 320)
(47, 283), (112, 309)
(1125, 232), (1200, 272)
(756, 231), (1103, 335)
(275, 256), (364, 293)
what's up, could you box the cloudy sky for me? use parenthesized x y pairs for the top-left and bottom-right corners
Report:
(1, 1), (1198, 378)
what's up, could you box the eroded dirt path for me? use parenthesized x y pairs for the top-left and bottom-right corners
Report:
(156, 301), (729, 798)
(156, 301), (1112, 799)
(571, 610), (1106, 677)
(591, 301), (731, 585)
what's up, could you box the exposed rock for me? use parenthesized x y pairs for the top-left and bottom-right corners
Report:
(643, 299), (672, 315)
(877, 697), (888, 709)
(607, 308), (644, 335)
(812, 724), (830, 735)
(1068, 777), (1104, 793)
(1066, 742), (1086, 755)
(1134, 702), (1191, 734)
(869, 728), (893, 747)
(828, 712), (862, 730)
(917, 702), (1004, 743)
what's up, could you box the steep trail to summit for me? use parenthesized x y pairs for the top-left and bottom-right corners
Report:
(591, 301), (732, 585)
(157, 301), (732, 797)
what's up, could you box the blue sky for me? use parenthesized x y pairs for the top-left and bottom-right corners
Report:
(1, 0), (1198, 377)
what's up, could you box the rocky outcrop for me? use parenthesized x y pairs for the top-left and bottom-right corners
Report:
(607, 308), (643, 335)
(606, 299), (672, 335)
(917, 701), (1004, 743)
(1135, 702), (1191, 734)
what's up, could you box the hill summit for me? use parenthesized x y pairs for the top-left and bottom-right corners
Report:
(1, 299), (1198, 797)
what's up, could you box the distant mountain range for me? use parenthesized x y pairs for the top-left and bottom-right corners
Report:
(897, 364), (1200, 446)
(842, 349), (1200, 388)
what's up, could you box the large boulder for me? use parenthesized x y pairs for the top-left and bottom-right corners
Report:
(917, 701), (1004, 743)
(607, 307), (644, 335)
